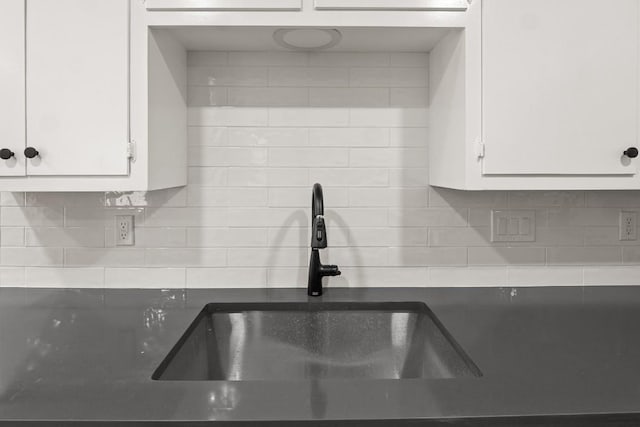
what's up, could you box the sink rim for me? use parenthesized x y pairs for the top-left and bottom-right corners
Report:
(152, 301), (482, 381)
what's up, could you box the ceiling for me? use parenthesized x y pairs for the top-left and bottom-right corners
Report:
(163, 26), (452, 52)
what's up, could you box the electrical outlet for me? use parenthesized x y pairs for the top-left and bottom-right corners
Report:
(619, 211), (637, 241)
(115, 215), (135, 246)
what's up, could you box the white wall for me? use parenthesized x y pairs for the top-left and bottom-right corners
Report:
(1, 50), (640, 289)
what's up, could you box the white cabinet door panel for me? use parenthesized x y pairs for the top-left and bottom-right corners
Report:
(26, 0), (129, 176)
(0, 0), (26, 177)
(482, 0), (638, 175)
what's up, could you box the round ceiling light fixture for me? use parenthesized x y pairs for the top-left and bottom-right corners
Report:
(273, 28), (342, 51)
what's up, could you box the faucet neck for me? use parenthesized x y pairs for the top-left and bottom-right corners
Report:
(312, 183), (324, 218)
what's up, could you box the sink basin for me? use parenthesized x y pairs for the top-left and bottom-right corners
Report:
(153, 302), (481, 381)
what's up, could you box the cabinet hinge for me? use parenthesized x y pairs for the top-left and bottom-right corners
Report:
(127, 141), (137, 162)
(476, 141), (485, 159)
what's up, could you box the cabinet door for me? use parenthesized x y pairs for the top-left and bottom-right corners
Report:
(26, 0), (130, 176)
(482, 0), (638, 175)
(0, 0), (26, 177)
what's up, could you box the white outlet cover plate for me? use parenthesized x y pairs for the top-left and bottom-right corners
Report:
(619, 211), (638, 241)
(491, 210), (536, 243)
(115, 215), (135, 246)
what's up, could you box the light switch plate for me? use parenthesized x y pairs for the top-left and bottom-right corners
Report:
(491, 210), (536, 242)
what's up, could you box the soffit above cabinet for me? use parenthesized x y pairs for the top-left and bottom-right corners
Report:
(161, 27), (451, 52)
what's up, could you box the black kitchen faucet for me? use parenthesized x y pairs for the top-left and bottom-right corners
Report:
(308, 183), (341, 296)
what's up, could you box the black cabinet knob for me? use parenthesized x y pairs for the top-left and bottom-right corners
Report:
(0, 149), (14, 160)
(624, 147), (639, 159)
(24, 147), (39, 159)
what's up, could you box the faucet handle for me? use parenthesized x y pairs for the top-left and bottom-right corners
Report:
(311, 215), (328, 249)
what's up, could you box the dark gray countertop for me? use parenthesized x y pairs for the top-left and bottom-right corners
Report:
(1, 286), (639, 426)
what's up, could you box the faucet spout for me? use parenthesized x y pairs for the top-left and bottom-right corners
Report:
(308, 183), (341, 297)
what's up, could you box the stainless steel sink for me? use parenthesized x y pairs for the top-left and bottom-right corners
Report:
(153, 302), (481, 381)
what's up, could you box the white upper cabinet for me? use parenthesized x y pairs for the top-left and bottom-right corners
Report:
(0, 0), (187, 191)
(429, 0), (640, 190)
(26, 0), (130, 176)
(482, 0), (638, 176)
(0, 0), (26, 177)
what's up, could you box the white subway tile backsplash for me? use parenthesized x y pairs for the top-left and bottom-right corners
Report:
(187, 268), (267, 288)
(65, 248), (145, 267)
(188, 66), (267, 86)
(309, 128), (388, 147)
(585, 191), (640, 208)
(227, 127), (309, 147)
(269, 108), (349, 127)
(187, 51), (228, 66)
(268, 226), (349, 248)
(389, 247), (467, 267)
(188, 127), (229, 146)
(308, 168), (389, 187)
(187, 86), (228, 107)
(1, 228), (24, 247)
(268, 187), (348, 208)
(429, 227), (491, 247)
(2, 207), (64, 227)
(188, 107), (269, 127)
(428, 267), (508, 287)
(350, 108), (428, 128)
(187, 228), (268, 248)
(187, 187), (268, 207)
(547, 247), (622, 265)
(228, 87), (309, 107)
(145, 248), (226, 267)
(548, 208), (619, 227)
(389, 53), (429, 68)
(228, 248), (306, 267)
(507, 267), (584, 287)
(0, 268), (25, 287)
(349, 228), (428, 247)
(389, 208), (468, 227)
(1, 192), (25, 207)
(188, 168), (228, 186)
(189, 147), (268, 167)
(584, 266), (640, 285)
(309, 52), (390, 67)
(1, 248), (64, 267)
(64, 207), (144, 228)
(5, 50), (640, 289)
(349, 188), (428, 208)
(26, 227), (105, 248)
(309, 88), (389, 107)
(349, 148), (428, 168)
(105, 228), (186, 249)
(350, 67), (427, 88)
(105, 268), (185, 289)
(228, 51), (307, 67)
(268, 67), (349, 87)
(145, 208), (227, 227)
(26, 267), (104, 288)
(468, 247), (546, 266)
(269, 148), (349, 167)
